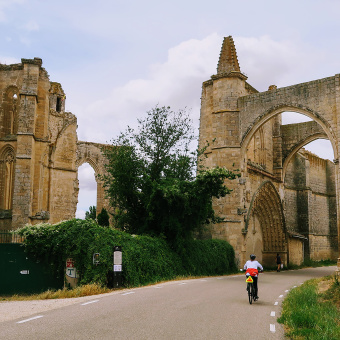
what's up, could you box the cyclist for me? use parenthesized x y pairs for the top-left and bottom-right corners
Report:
(244, 254), (263, 300)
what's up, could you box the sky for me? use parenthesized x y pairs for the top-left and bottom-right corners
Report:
(1, 0), (339, 218)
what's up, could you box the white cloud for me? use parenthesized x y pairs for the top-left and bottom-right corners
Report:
(73, 33), (333, 164)
(235, 35), (325, 91)
(77, 33), (221, 143)
(0, 55), (19, 64)
(22, 20), (39, 31)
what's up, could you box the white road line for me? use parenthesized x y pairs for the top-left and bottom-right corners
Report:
(154, 286), (162, 288)
(200, 279), (207, 282)
(81, 299), (99, 306)
(17, 316), (43, 324)
(179, 282), (187, 285)
(274, 301), (278, 305)
(270, 311), (275, 317)
(293, 285), (297, 288)
(285, 290), (289, 292)
(270, 324), (276, 333)
(279, 295), (284, 298)
(217, 277), (223, 280)
(122, 291), (135, 296)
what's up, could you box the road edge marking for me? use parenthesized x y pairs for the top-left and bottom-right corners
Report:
(17, 315), (43, 324)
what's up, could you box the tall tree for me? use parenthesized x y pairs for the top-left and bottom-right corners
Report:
(102, 105), (239, 249)
(85, 206), (96, 220)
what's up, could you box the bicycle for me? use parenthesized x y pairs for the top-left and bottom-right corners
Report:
(246, 275), (256, 304)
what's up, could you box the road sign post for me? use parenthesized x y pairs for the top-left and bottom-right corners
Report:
(113, 246), (122, 288)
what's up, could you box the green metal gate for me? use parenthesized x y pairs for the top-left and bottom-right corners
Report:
(0, 231), (64, 295)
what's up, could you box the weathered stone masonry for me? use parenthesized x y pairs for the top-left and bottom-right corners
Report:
(1, 41), (339, 271)
(0, 58), (108, 230)
(199, 36), (339, 267)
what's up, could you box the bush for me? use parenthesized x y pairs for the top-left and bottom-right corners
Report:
(180, 239), (237, 276)
(16, 220), (236, 287)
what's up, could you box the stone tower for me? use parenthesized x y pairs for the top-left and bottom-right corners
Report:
(199, 37), (339, 267)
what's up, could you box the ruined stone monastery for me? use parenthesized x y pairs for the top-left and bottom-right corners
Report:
(0, 37), (339, 267)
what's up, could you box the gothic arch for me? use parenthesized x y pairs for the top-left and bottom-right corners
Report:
(240, 105), (337, 160)
(1, 86), (19, 137)
(282, 135), (331, 178)
(244, 181), (287, 263)
(0, 145), (15, 210)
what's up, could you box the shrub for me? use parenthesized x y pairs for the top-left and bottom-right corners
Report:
(16, 220), (236, 287)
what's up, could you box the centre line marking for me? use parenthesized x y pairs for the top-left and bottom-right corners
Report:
(279, 295), (284, 298)
(270, 311), (275, 317)
(270, 324), (276, 333)
(17, 316), (43, 324)
(179, 282), (187, 285)
(122, 291), (135, 296)
(285, 290), (289, 292)
(274, 301), (278, 305)
(81, 299), (99, 305)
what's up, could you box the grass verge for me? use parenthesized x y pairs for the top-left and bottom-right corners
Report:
(0, 283), (110, 301)
(278, 275), (340, 339)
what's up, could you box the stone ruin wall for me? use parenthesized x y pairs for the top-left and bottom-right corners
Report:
(199, 36), (339, 266)
(0, 58), (109, 230)
(284, 149), (338, 260)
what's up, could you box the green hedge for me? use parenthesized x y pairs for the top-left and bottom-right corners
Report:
(16, 219), (236, 287)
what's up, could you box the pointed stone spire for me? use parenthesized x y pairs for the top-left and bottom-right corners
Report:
(217, 36), (241, 74)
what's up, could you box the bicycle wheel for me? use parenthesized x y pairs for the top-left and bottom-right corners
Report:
(248, 283), (253, 304)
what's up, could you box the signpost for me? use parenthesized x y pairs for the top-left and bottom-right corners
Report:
(113, 246), (122, 288)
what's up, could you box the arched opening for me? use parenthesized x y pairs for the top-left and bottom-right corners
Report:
(1, 86), (19, 138)
(245, 181), (287, 267)
(0, 145), (15, 210)
(76, 163), (97, 219)
(242, 108), (338, 265)
(282, 111), (334, 161)
(281, 112), (338, 262)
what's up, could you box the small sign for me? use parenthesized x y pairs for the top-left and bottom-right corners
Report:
(113, 251), (122, 265)
(113, 265), (122, 272)
(246, 276), (253, 283)
(20, 270), (29, 275)
(66, 267), (77, 278)
(93, 253), (100, 265)
(66, 258), (75, 268)
(66, 258), (77, 278)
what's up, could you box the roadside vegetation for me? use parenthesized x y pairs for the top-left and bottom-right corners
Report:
(278, 275), (340, 339)
(14, 219), (237, 289)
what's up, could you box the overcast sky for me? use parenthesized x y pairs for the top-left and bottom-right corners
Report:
(1, 0), (339, 217)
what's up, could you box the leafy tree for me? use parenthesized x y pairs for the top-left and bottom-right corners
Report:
(97, 208), (110, 226)
(102, 105), (239, 250)
(85, 206), (96, 220)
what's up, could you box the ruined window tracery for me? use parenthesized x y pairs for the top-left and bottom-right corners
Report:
(1, 87), (19, 138)
(0, 145), (15, 210)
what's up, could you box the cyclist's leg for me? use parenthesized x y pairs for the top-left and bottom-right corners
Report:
(253, 276), (258, 297)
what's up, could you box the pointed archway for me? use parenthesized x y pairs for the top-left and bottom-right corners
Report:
(244, 181), (287, 266)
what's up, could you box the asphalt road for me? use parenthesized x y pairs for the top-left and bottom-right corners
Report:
(0, 266), (336, 340)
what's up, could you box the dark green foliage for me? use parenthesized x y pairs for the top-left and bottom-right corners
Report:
(180, 239), (237, 276)
(102, 105), (239, 250)
(85, 206), (96, 220)
(97, 208), (110, 226)
(16, 220), (236, 287)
